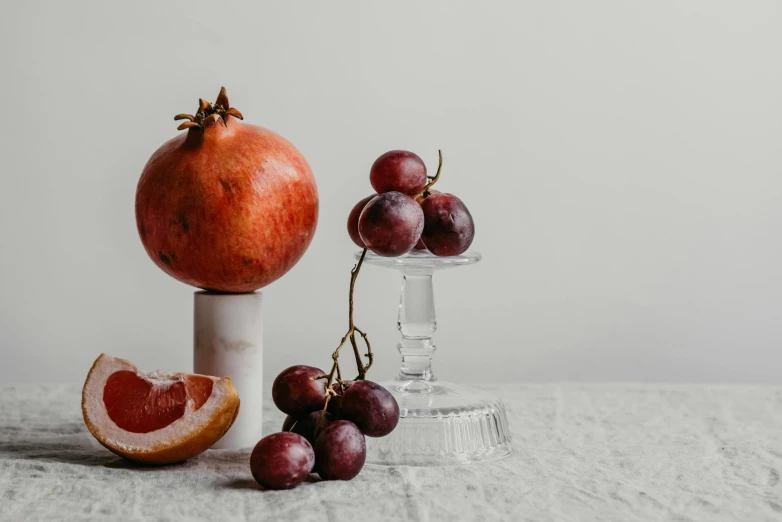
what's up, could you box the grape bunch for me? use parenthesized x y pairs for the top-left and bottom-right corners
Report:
(249, 249), (399, 490)
(348, 150), (475, 257)
(249, 369), (399, 489)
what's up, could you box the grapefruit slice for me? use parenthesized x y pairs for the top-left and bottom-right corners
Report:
(82, 354), (240, 465)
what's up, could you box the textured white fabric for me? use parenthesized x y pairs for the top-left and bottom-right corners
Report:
(1, 383), (781, 521)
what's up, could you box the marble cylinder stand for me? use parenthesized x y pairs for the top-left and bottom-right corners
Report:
(193, 291), (263, 449)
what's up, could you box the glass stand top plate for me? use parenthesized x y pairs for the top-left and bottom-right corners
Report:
(357, 250), (482, 271)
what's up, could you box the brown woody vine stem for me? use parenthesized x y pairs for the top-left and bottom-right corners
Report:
(315, 248), (373, 432)
(414, 150), (444, 199)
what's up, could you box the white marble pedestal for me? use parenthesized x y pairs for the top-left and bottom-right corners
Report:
(193, 291), (263, 449)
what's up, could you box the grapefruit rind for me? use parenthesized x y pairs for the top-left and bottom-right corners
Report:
(81, 354), (240, 465)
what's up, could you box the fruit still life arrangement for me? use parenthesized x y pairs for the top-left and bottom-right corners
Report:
(80, 87), (478, 488)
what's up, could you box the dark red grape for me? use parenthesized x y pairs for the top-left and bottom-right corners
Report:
(340, 380), (400, 437)
(314, 420), (366, 480)
(250, 432), (315, 490)
(326, 381), (353, 417)
(421, 193), (475, 256)
(370, 150), (427, 196)
(411, 190), (439, 252)
(358, 192), (424, 257)
(282, 411), (332, 445)
(347, 195), (375, 248)
(272, 365), (326, 416)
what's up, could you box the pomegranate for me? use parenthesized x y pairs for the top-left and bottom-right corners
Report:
(135, 88), (318, 293)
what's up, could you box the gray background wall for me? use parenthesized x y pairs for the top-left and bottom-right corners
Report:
(1, 0), (780, 384)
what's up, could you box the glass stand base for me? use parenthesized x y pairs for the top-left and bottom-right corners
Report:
(359, 249), (513, 466)
(366, 380), (513, 466)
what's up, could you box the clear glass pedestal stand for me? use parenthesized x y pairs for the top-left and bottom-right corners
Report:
(359, 250), (513, 466)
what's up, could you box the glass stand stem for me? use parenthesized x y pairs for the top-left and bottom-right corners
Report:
(397, 269), (436, 382)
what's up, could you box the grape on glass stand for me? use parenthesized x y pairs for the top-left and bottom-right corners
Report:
(358, 192), (424, 257)
(420, 192), (475, 256)
(370, 150), (428, 195)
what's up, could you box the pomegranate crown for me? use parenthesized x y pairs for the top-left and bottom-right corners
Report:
(173, 87), (244, 131)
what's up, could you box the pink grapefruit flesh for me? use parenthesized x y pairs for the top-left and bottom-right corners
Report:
(103, 371), (214, 433)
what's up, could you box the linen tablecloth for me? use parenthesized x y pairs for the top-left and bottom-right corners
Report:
(1, 383), (781, 521)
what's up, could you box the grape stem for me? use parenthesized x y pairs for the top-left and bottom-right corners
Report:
(313, 151), (442, 434)
(314, 247), (373, 433)
(414, 149), (444, 199)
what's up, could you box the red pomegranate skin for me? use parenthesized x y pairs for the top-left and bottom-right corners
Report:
(136, 117), (318, 293)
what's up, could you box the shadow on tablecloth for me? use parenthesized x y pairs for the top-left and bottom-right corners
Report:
(0, 420), (250, 471)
